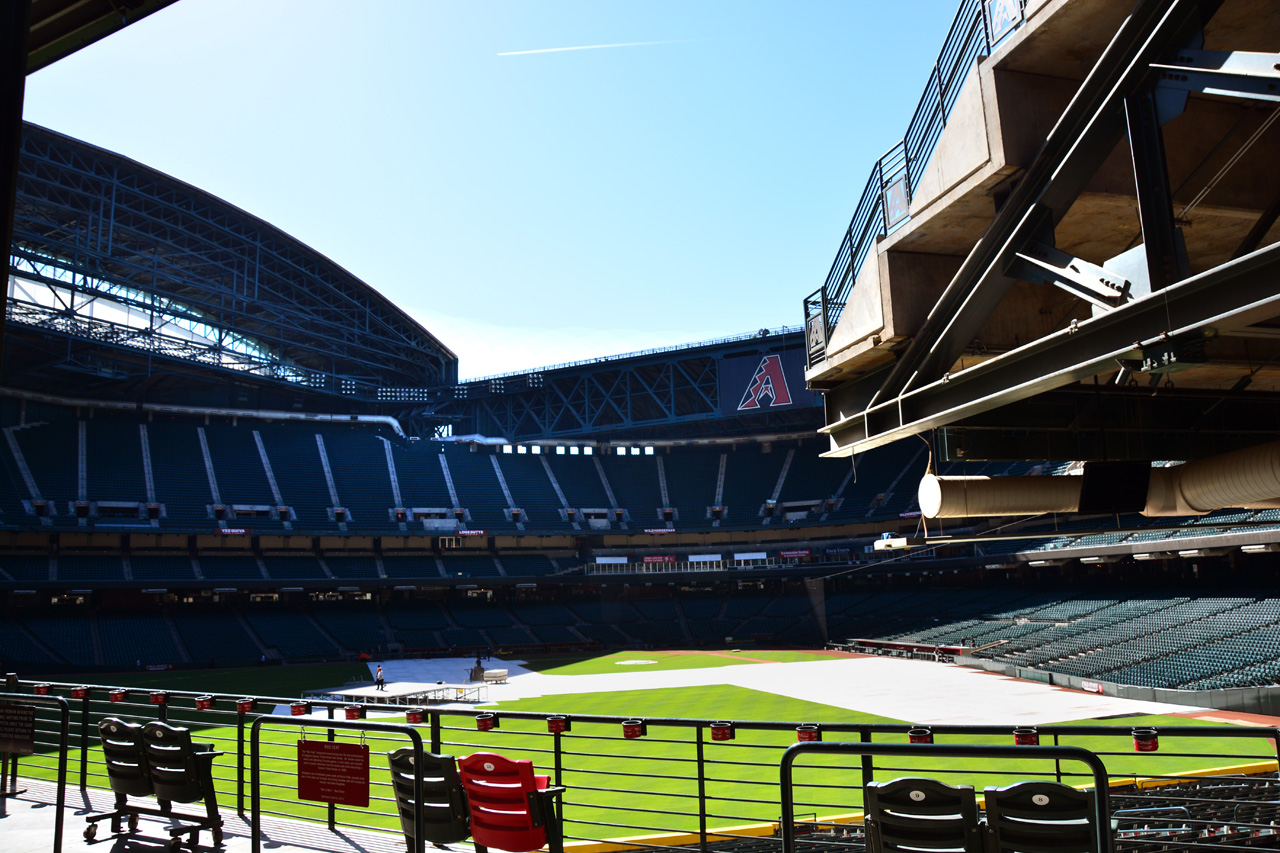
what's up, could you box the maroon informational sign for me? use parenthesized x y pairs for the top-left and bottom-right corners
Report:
(297, 740), (370, 807)
(0, 704), (37, 756)
(642, 555), (677, 564)
(780, 549), (811, 558)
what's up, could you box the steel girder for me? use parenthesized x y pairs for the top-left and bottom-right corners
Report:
(26, 1), (182, 74)
(9, 123), (457, 395)
(465, 356), (719, 438)
(440, 332), (820, 441)
(820, 0), (1245, 457)
(825, 242), (1280, 453)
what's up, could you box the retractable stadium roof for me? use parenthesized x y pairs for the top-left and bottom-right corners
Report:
(26, 0), (182, 73)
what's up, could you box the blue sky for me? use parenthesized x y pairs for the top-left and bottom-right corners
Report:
(24, 0), (958, 379)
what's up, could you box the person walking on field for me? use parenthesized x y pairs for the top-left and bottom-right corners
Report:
(375, 664), (385, 691)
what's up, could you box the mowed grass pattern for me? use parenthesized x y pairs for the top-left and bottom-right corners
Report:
(16, 659), (1280, 843)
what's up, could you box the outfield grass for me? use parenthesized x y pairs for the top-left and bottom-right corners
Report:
(18, 678), (1277, 844)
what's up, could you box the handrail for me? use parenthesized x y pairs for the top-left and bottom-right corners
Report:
(804, 0), (1028, 369)
(10, 677), (1280, 852)
(0, 691), (70, 853)
(779, 741), (1112, 853)
(249, 714), (428, 853)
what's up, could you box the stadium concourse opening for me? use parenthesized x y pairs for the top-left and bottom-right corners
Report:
(7, 0), (1280, 851)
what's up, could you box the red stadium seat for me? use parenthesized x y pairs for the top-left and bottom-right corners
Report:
(458, 752), (565, 853)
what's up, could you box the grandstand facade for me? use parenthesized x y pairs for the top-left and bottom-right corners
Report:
(3, 0), (1280, 724)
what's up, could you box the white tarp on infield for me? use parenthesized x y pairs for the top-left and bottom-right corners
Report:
(365, 655), (1203, 725)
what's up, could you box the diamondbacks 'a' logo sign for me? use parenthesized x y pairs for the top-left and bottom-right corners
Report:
(738, 355), (793, 410)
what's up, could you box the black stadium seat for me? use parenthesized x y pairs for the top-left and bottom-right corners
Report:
(86, 718), (224, 851)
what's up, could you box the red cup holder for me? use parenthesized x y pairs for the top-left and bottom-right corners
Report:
(908, 728), (933, 744)
(622, 720), (647, 739)
(476, 713), (498, 731)
(546, 715), (570, 734)
(711, 722), (735, 741)
(1133, 728), (1159, 752)
(1013, 728), (1039, 746)
(796, 725), (821, 742)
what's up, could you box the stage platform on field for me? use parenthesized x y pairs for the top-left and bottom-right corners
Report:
(305, 681), (488, 705)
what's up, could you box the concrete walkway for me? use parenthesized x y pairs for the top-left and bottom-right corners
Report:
(1, 778), (412, 853)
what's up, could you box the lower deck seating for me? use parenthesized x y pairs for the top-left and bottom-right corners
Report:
(243, 610), (334, 658)
(171, 611), (261, 664)
(97, 613), (184, 667)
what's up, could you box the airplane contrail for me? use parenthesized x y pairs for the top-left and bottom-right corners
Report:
(498, 40), (684, 56)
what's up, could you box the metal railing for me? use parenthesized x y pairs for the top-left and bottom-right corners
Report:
(781, 741), (1112, 853)
(1, 690), (70, 853)
(9, 677), (1280, 852)
(804, 0), (1027, 369)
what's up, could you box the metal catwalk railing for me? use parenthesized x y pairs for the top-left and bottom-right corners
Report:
(804, 0), (1027, 370)
(7, 678), (1280, 852)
